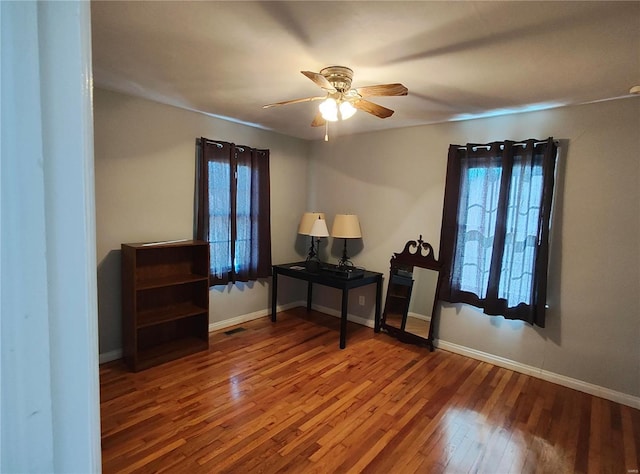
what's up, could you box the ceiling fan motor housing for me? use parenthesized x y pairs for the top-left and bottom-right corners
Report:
(320, 66), (354, 92)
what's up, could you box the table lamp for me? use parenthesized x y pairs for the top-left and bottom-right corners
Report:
(331, 214), (362, 268)
(298, 212), (325, 261)
(307, 216), (329, 272)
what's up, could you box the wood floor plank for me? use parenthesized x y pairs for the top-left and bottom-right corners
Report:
(622, 404), (640, 473)
(100, 308), (640, 473)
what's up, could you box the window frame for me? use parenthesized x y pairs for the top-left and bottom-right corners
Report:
(438, 138), (558, 327)
(195, 138), (272, 286)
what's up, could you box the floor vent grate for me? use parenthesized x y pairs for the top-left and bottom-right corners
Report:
(224, 327), (246, 335)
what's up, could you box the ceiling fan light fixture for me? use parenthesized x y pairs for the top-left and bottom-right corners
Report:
(319, 97), (357, 122)
(319, 98), (338, 121)
(264, 66), (407, 137)
(339, 101), (357, 120)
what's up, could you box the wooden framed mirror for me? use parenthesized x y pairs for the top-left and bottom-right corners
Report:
(380, 235), (443, 351)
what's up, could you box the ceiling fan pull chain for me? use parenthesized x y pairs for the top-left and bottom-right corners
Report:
(324, 121), (329, 142)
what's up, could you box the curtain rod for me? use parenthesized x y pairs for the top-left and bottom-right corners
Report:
(203, 139), (223, 148)
(202, 138), (245, 152)
(455, 139), (559, 150)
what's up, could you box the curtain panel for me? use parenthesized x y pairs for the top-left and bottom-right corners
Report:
(438, 138), (557, 327)
(195, 138), (272, 286)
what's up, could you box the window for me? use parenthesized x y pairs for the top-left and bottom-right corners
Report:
(195, 138), (272, 285)
(439, 138), (557, 327)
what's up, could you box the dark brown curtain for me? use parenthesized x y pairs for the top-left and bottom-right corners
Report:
(195, 138), (271, 285)
(438, 138), (557, 327)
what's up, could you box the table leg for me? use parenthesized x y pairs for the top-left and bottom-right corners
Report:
(271, 270), (278, 322)
(374, 276), (382, 333)
(340, 289), (348, 349)
(307, 281), (313, 311)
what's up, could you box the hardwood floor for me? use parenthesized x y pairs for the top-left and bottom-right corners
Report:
(100, 308), (640, 473)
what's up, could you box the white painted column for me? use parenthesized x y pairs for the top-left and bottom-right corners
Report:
(1, 1), (101, 472)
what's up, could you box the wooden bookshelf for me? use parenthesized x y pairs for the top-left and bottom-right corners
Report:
(121, 240), (209, 371)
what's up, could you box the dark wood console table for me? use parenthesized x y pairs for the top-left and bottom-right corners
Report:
(271, 263), (383, 349)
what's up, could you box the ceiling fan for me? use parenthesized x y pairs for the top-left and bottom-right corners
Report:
(263, 66), (408, 129)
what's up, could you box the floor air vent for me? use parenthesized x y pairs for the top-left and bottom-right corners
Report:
(224, 327), (246, 336)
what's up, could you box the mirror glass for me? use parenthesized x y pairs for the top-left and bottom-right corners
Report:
(405, 267), (439, 339)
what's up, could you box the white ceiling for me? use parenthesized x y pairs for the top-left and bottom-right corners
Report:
(91, 1), (640, 141)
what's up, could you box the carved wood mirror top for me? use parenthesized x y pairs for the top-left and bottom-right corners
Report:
(389, 235), (442, 274)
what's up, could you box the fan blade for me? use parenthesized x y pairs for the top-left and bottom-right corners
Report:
(301, 71), (336, 92)
(353, 99), (395, 118)
(263, 96), (325, 108)
(355, 83), (408, 97)
(311, 111), (326, 127)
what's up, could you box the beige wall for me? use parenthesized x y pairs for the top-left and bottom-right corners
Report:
(94, 88), (310, 354)
(94, 87), (639, 399)
(309, 98), (640, 398)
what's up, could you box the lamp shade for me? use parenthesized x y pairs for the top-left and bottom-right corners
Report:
(339, 101), (357, 120)
(298, 212), (325, 235)
(331, 214), (362, 238)
(319, 98), (358, 122)
(309, 218), (330, 237)
(319, 98), (338, 122)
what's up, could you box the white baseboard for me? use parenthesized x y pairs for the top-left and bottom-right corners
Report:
(206, 302), (376, 333)
(309, 303), (376, 329)
(436, 339), (640, 410)
(208, 301), (302, 332)
(407, 312), (431, 322)
(99, 348), (122, 364)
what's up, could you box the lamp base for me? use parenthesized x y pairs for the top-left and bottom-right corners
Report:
(305, 236), (317, 261)
(305, 260), (321, 273)
(338, 238), (354, 268)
